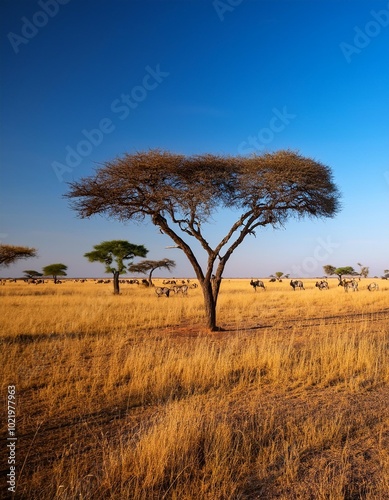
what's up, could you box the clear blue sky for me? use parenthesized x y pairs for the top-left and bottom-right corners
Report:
(1, 0), (388, 278)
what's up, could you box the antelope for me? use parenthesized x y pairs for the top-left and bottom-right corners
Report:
(290, 280), (304, 291)
(250, 279), (266, 291)
(315, 280), (329, 290)
(339, 279), (358, 292)
(155, 286), (171, 298)
(172, 284), (189, 295)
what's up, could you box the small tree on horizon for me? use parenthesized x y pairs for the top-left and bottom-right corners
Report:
(323, 265), (336, 277)
(275, 271), (284, 281)
(0, 244), (37, 267)
(128, 258), (176, 286)
(323, 265), (356, 282)
(84, 240), (148, 294)
(42, 263), (68, 283)
(23, 270), (43, 279)
(357, 262), (369, 279)
(66, 149), (341, 330)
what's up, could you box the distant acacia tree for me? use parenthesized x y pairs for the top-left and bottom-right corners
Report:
(323, 265), (356, 282)
(323, 265), (336, 277)
(129, 258), (176, 286)
(66, 149), (341, 330)
(23, 270), (43, 279)
(84, 240), (148, 294)
(275, 272), (284, 281)
(43, 263), (68, 283)
(0, 244), (37, 267)
(357, 263), (369, 279)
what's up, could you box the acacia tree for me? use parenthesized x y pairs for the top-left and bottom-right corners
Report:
(129, 258), (176, 286)
(0, 244), (37, 267)
(323, 265), (356, 282)
(84, 240), (148, 294)
(323, 265), (336, 277)
(357, 262), (369, 279)
(23, 270), (43, 279)
(43, 263), (68, 283)
(66, 149), (340, 330)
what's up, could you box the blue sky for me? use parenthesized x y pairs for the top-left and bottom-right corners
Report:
(1, 0), (388, 278)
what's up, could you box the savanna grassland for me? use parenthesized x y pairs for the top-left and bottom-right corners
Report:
(1, 278), (388, 499)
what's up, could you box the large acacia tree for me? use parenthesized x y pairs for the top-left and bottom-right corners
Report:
(66, 149), (341, 330)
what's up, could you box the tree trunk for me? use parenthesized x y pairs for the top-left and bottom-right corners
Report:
(113, 271), (120, 295)
(201, 280), (218, 331)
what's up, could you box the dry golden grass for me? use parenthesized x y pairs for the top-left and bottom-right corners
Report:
(0, 278), (388, 499)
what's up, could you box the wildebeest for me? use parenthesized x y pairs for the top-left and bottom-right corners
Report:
(290, 280), (305, 291)
(339, 279), (358, 292)
(250, 279), (266, 291)
(315, 280), (329, 290)
(155, 286), (171, 298)
(367, 282), (379, 292)
(172, 284), (188, 295)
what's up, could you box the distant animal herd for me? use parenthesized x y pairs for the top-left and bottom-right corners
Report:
(248, 278), (379, 294)
(0, 277), (382, 295)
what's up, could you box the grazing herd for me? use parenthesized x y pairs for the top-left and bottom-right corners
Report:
(0, 277), (382, 297)
(156, 277), (382, 298)
(247, 278), (380, 294)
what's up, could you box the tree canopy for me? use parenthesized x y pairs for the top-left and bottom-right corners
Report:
(0, 244), (37, 267)
(42, 263), (68, 283)
(323, 265), (336, 277)
(84, 240), (148, 294)
(129, 258), (176, 286)
(66, 149), (341, 330)
(23, 270), (43, 279)
(323, 265), (356, 281)
(357, 263), (369, 279)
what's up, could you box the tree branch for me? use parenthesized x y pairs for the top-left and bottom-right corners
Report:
(152, 214), (205, 282)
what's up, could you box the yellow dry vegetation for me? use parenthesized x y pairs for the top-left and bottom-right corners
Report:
(0, 278), (388, 499)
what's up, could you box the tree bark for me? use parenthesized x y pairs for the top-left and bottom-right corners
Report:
(113, 271), (120, 295)
(148, 269), (155, 287)
(201, 280), (218, 331)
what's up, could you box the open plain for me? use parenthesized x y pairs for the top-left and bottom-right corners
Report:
(1, 278), (388, 499)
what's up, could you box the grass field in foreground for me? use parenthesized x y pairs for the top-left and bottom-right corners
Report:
(0, 278), (388, 499)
